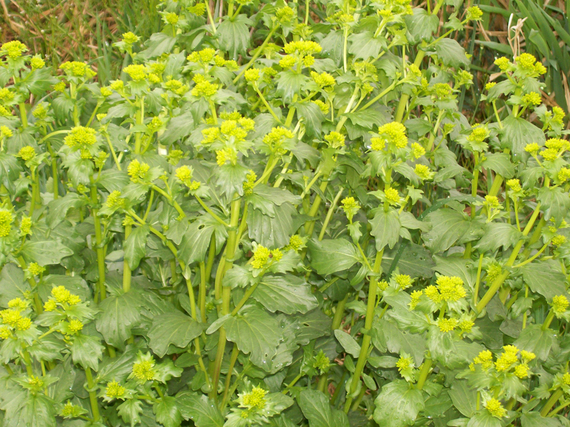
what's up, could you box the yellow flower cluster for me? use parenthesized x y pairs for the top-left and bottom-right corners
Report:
(67, 319), (84, 334)
(466, 6), (483, 20)
(522, 92), (541, 106)
(60, 61), (96, 78)
(239, 386), (267, 410)
(106, 381), (126, 399)
(285, 235), (305, 252)
(414, 164), (433, 180)
(191, 79), (218, 98)
(485, 398), (506, 418)
(411, 142), (425, 159)
(122, 32), (139, 44)
(384, 187), (400, 205)
(372, 122), (408, 150)
(552, 295), (569, 314)
(43, 286), (82, 312)
(341, 197), (360, 220)
(0, 126), (12, 138)
(551, 235), (566, 246)
(395, 274), (413, 289)
(64, 126), (97, 149)
(263, 127), (294, 156)
(424, 276), (466, 303)
(1, 41), (28, 59)
(216, 147), (237, 166)
(312, 100), (329, 114)
(18, 146), (36, 161)
(243, 170), (257, 195)
(28, 262), (45, 276)
(19, 216), (32, 235)
(467, 126), (489, 144)
(105, 191), (125, 210)
(0, 88), (14, 102)
(311, 71), (336, 88)
(124, 64), (147, 81)
(127, 160), (150, 183)
(276, 5), (295, 22)
(245, 68), (260, 82)
(515, 53), (547, 76)
(251, 245), (271, 269)
(437, 317), (458, 332)
(0, 210), (13, 237)
(187, 48), (217, 64)
(132, 359), (156, 381)
(283, 41), (322, 55)
(396, 355), (413, 372)
(324, 131), (345, 149)
(0, 298), (33, 338)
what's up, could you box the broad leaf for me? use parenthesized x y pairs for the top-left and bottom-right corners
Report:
(334, 329), (361, 358)
(253, 274), (318, 314)
(154, 396), (182, 427)
(298, 390), (350, 427)
(370, 208), (401, 251)
(96, 289), (142, 350)
(307, 238), (361, 275)
(373, 380), (425, 427)
(423, 208), (471, 253)
(20, 240), (73, 266)
(177, 391), (224, 427)
(147, 311), (203, 357)
(69, 334), (105, 371)
(224, 305), (281, 369)
(124, 225), (149, 270)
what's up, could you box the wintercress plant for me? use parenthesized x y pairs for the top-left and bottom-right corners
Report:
(0, 0), (569, 426)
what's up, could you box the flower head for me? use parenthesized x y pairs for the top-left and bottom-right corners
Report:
(0, 210), (13, 237)
(376, 122), (408, 149)
(64, 126), (97, 149)
(552, 295), (569, 314)
(106, 381), (126, 399)
(60, 61), (95, 78)
(485, 398), (506, 418)
(1, 41), (28, 59)
(438, 317), (458, 332)
(251, 244), (271, 269)
(324, 131), (345, 149)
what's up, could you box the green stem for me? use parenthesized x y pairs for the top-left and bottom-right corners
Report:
(134, 96), (145, 154)
(542, 310), (556, 331)
(254, 85), (283, 125)
(416, 358), (432, 390)
(21, 349), (33, 376)
(473, 253), (484, 305)
(204, 0), (217, 34)
(221, 344), (240, 409)
(84, 367), (101, 422)
(199, 262), (207, 323)
(233, 26), (278, 84)
(318, 188), (343, 241)
(344, 250), (383, 413)
(231, 282), (260, 316)
(540, 389), (563, 417)
(104, 133), (122, 171)
(358, 81), (398, 112)
(90, 185), (107, 302)
(332, 294), (349, 330)
(195, 195), (229, 226)
(304, 180), (329, 236)
(19, 103), (28, 128)
(123, 224), (132, 292)
(394, 50), (426, 122)
(212, 196), (241, 398)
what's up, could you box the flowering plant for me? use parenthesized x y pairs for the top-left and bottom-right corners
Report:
(0, 0), (569, 426)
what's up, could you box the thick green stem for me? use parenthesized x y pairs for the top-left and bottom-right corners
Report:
(212, 196), (241, 398)
(84, 367), (101, 422)
(123, 224), (132, 292)
(19, 103), (28, 128)
(540, 389), (563, 417)
(221, 344), (240, 409)
(344, 250), (383, 413)
(416, 358), (432, 390)
(394, 50), (426, 122)
(90, 185), (107, 301)
(542, 310), (556, 331)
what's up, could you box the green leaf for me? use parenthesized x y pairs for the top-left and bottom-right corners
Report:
(98, 168), (130, 193)
(373, 380), (425, 427)
(45, 193), (87, 229)
(474, 223), (522, 252)
(295, 101), (324, 137)
(69, 334), (105, 371)
(0, 264), (29, 307)
(117, 399), (144, 426)
(382, 243), (435, 279)
(147, 311), (203, 357)
(307, 238), (361, 275)
(154, 396), (182, 427)
(480, 153), (515, 179)
(0, 386), (56, 427)
(96, 289), (142, 350)
(520, 260), (568, 300)
(178, 217), (226, 265)
(428, 328), (484, 369)
(372, 318), (426, 365)
(140, 32), (176, 58)
(25, 68), (58, 96)
(177, 391), (224, 427)
(433, 255), (478, 290)
(248, 202), (297, 248)
(423, 209), (471, 253)
(247, 185), (301, 217)
(298, 390), (350, 427)
(224, 305), (281, 369)
(334, 329), (361, 358)
(276, 70), (309, 103)
(370, 208), (401, 251)
(124, 225), (149, 270)
(520, 412), (565, 427)
(448, 380), (477, 417)
(405, 9), (439, 43)
(160, 112), (194, 146)
(20, 240), (73, 266)
(466, 411), (503, 427)
(434, 38), (470, 67)
(0, 153), (21, 182)
(538, 186), (570, 225)
(349, 31), (385, 60)
(514, 324), (555, 360)
(501, 115), (545, 157)
(253, 274), (318, 314)
(218, 15), (251, 59)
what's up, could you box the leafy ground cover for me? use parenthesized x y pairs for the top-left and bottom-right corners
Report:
(0, 0), (569, 426)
